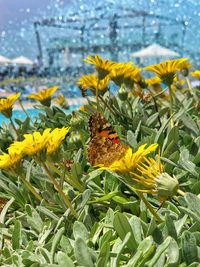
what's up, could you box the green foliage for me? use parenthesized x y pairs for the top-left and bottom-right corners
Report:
(0, 70), (200, 266)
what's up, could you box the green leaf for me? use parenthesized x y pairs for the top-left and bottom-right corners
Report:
(175, 215), (188, 235)
(60, 235), (73, 254)
(168, 126), (179, 144)
(147, 112), (159, 127)
(126, 236), (155, 267)
(12, 220), (21, 250)
(178, 206), (200, 223)
(37, 206), (60, 221)
(129, 215), (142, 244)
(26, 205), (43, 233)
(112, 232), (131, 267)
(165, 213), (178, 241)
(127, 130), (137, 148)
(113, 212), (137, 252)
(56, 252), (75, 267)
(185, 193), (200, 219)
(74, 237), (94, 267)
(146, 236), (171, 267)
(96, 241), (110, 267)
(89, 191), (118, 203)
(73, 221), (89, 241)
(165, 238), (180, 267)
(178, 149), (198, 177)
(50, 227), (65, 263)
(181, 231), (198, 265)
(0, 197), (14, 224)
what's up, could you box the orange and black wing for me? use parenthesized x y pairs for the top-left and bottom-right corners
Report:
(87, 112), (127, 166)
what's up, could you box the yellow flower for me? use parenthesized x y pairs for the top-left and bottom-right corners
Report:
(28, 86), (59, 106)
(132, 156), (179, 200)
(0, 93), (20, 118)
(0, 153), (21, 172)
(78, 74), (110, 94)
(54, 93), (69, 109)
(191, 70), (200, 80)
(178, 60), (192, 70)
(171, 76), (185, 91)
(145, 58), (188, 86)
(178, 60), (192, 77)
(84, 55), (116, 79)
(22, 129), (51, 160)
(79, 105), (85, 111)
(109, 65), (142, 88)
(0, 146), (24, 175)
(99, 144), (158, 171)
(98, 143), (179, 200)
(146, 77), (161, 86)
(46, 127), (70, 157)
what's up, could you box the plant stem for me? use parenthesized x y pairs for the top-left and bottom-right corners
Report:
(19, 174), (42, 202)
(177, 189), (186, 197)
(149, 91), (162, 128)
(185, 77), (193, 94)
(42, 162), (78, 218)
(96, 79), (100, 110)
(48, 161), (84, 192)
(98, 95), (116, 116)
(9, 118), (18, 138)
(18, 99), (34, 124)
(168, 85), (174, 128)
(137, 192), (163, 224)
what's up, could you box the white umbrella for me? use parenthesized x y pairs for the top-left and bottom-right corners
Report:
(12, 56), (34, 65)
(131, 43), (180, 58)
(0, 55), (11, 64)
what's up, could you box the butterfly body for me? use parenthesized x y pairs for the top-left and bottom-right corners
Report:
(87, 112), (127, 166)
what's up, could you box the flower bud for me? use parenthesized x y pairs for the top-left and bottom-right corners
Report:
(139, 80), (148, 89)
(70, 113), (84, 128)
(68, 132), (82, 147)
(156, 172), (179, 199)
(118, 86), (128, 101)
(181, 68), (189, 77)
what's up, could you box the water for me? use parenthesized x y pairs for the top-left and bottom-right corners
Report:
(0, 105), (80, 125)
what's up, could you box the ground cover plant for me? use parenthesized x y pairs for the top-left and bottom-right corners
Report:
(0, 55), (200, 266)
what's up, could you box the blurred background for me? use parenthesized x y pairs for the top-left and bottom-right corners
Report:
(0, 0), (200, 97)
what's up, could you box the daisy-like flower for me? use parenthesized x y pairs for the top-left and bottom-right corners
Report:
(28, 86), (59, 106)
(54, 93), (69, 109)
(0, 93), (20, 118)
(46, 127), (70, 159)
(99, 144), (158, 171)
(133, 156), (179, 200)
(98, 143), (180, 200)
(0, 147), (24, 175)
(145, 77), (169, 101)
(171, 76), (185, 91)
(22, 129), (51, 161)
(178, 60), (192, 76)
(145, 77), (161, 86)
(145, 58), (188, 86)
(84, 55), (116, 79)
(109, 65), (142, 89)
(191, 70), (200, 80)
(78, 74), (110, 94)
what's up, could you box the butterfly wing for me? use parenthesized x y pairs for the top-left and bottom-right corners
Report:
(87, 112), (127, 166)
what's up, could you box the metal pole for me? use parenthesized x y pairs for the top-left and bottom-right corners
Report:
(34, 22), (43, 66)
(109, 14), (118, 61)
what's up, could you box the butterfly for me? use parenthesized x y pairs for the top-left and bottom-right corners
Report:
(87, 112), (128, 166)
